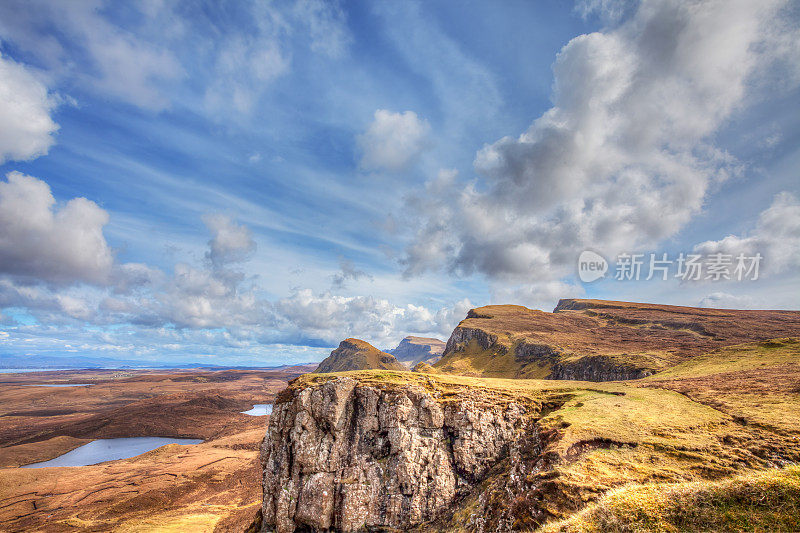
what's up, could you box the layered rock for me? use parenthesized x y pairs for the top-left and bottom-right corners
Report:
(549, 355), (653, 381)
(260, 377), (530, 532)
(388, 336), (446, 368)
(313, 338), (405, 373)
(434, 300), (800, 381)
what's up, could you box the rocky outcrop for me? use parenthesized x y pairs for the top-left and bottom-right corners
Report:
(514, 341), (562, 364)
(260, 377), (531, 532)
(549, 356), (653, 381)
(443, 326), (500, 355)
(388, 336), (446, 368)
(314, 338), (405, 373)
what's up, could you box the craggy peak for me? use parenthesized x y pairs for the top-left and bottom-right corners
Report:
(313, 338), (406, 373)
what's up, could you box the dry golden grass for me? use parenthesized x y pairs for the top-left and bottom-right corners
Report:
(539, 465), (800, 533)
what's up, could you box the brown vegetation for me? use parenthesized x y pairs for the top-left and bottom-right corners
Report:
(434, 299), (800, 379)
(0, 365), (312, 531)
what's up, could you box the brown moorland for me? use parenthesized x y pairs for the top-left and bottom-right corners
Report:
(0, 365), (314, 531)
(434, 299), (800, 379)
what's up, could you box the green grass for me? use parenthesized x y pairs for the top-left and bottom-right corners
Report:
(643, 338), (800, 380)
(539, 465), (800, 532)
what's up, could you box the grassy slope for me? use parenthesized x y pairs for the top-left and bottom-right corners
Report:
(541, 465), (800, 533)
(640, 338), (800, 433)
(433, 302), (800, 379)
(292, 337), (800, 531)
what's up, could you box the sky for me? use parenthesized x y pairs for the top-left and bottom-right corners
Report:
(0, 0), (798, 366)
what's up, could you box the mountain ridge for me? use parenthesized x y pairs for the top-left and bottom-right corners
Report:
(433, 299), (800, 380)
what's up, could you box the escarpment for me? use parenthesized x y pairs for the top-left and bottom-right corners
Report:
(433, 300), (800, 381)
(388, 336), (446, 368)
(260, 377), (537, 532)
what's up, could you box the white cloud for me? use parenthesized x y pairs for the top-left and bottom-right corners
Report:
(694, 192), (800, 276)
(0, 176), (463, 349)
(358, 110), (431, 171)
(293, 0), (351, 58)
(0, 0), (182, 111)
(203, 214), (257, 269)
(202, 0), (351, 116)
(203, 31), (290, 115)
(401, 0), (797, 282)
(330, 259), (373, 289)
(276, 288), (467, 347)
(698, 292), (756, 310)
(0, 53), (59, 163)
(0, 172), (113, 285)
(491, 281), (585, 312)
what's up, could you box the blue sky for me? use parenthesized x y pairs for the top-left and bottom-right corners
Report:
(0, 0), (798, 366)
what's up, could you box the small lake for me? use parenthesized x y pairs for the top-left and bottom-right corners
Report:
(241, 404), (273, 416)
(21, 437), (202, 468)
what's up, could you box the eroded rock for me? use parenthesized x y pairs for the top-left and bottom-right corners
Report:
(261, 378), (528, 532)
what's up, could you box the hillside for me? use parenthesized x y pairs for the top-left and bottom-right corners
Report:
(389, 336), (446, 368)
(313, 338), (406, 373)
(261, 337), (800, 532)
(432, 299), (800, 380)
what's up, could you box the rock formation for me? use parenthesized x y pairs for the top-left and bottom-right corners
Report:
(434, 299), (800, 381)
(313, 338), (405, 373)
(260, 377), (532, 532)
(388, 336), (446, 368)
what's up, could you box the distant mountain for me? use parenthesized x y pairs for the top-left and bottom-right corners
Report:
(0, 354), (316, 371)
(0, 354), (157, 369)
(388, 336), (446, 368)
(313, 338), (406, 373)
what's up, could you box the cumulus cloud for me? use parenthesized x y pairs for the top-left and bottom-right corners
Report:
(0, 53), (59, 163)
(358, 110), (431, 171)
(694, 192), (800, 276)
(0, 172), (114, 285)
(0, 174), (467, 356)
(276, 289), (468, 347)
(203, 214), (257, 269)
(401, 0), (797, 282)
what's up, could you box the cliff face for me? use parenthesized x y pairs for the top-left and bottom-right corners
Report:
(389, 336), (446, 368)
(314, 338), (405, 373)
(433, 300), (800, 381)
(260, 377), (532, 532)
